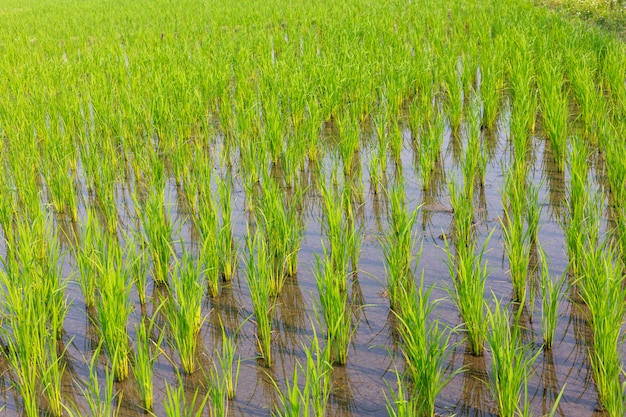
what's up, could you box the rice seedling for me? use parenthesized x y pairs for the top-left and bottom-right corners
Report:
(134, 183), (174, 286)
(208, 374), (229, 417)
(0, 269), (46, 417)
(577, 240), (626, 416)
(133, 307), (165, 411)
(538, 246), (566, 350)
(479, 42), (505, 130)
(485, 296), (542, 417)
(384, 368), (419, 417)
(393, 276), (463, 417)
(213, 320), (241, 400)
(416, 111), (445, 191)
(444, 227), (493, 356)
(196, 190), (222, 298)
(126, 232), (150, 306)
(381, 179), (421, 311)
(217, 173), (238, 281)
(165, 252), (206, 374)
(94, 233), (133, 381)
(537, 60), (569, 172)
(448, 179), (474, 250)
(255, 175), (305, 292)
(273, 325), (331, 417)
(76, 342), (121, 417)
(501, 203), (532, 304)
(314, 252), (354, 366)
(245, 229), (277, 367)
(164, 373), (210, 417)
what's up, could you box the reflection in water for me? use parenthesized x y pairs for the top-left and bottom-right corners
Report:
(540, 349), (566, 417)
(329, 366), (357, 417)
(541, 142), (566, 221)
(458, 349), (492, 417)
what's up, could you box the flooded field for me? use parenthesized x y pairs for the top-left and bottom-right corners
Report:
(0, 0), (625, 416)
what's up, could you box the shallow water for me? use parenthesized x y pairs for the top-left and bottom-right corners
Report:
(2, 100), (623, 417)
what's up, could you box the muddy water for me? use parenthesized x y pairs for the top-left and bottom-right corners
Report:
(1, 111), (623, 417)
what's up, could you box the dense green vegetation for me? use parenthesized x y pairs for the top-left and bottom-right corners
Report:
(0, 0), (625, 415)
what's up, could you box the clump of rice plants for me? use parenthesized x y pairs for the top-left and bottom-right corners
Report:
(164, 373), (210, 417)
(578, 239), (626, 416)
(94, 233), (133, 381)
(393, 277), (462, 417)
(245, 230), (278, 366)
(381, 179), (421, 311)
(164, 252), (206, 374)
(212, 321), (241, 400)
(314, 252), (354, 366)
(485, 297), (542, 417)
(538, 247), (566, 350)
(133, 310), (165, 411)
(135, 183), (174, 286)
(444, 227), (492, 356)
(255, 175), (305, 293)
(273, 326), (331, 417)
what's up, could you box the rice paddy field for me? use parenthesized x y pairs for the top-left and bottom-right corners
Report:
(1, 0), (625, 416)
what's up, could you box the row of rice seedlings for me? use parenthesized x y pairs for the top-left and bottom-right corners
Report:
(485, 297), (544, 417)
(273, 328), (332, 417)
(245, 229), (278, 367)
(479, 40), (506, 130)
(314, 251), (355, 366)
(381, 179), (420, 311)
(507, 36), (537, 161)
(393, 277), (461, 417)
(164, 252), (206, 374)
(464, 93), (489, 187)
(567, 52), (605, 143)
